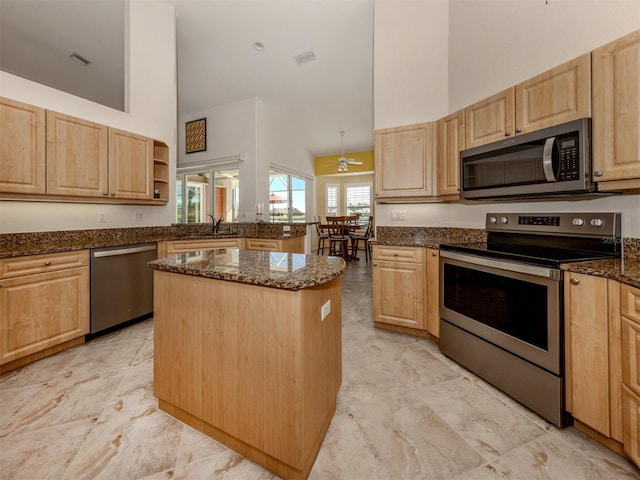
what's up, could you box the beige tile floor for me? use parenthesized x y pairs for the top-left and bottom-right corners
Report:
(1, 258), (639, 479)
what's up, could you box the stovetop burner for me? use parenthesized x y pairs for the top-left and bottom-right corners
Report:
(440, 212), (621, 268)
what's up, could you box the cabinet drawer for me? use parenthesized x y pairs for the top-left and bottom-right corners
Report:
(372, 245), (425, 263)
(623, 284), (640, 325)
(246, 239), (281, 251)
(0, 250), (89, 279)
(166, 239), (241, 255)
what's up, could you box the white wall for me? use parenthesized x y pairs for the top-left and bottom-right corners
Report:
(449, 0), (640, 110)
(373, 0), (450, 129)
(373, 0), (640, 237)
(0, 0), (177, 233)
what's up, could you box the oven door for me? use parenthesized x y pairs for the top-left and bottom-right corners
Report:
(440, 251), (562, 375)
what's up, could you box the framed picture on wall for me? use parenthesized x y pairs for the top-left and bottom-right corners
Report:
(185, 118), (207, 154)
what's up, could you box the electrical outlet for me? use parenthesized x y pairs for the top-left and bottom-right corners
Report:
(391, 210), (406, 221)
(133, 212), (143, 221)
(98, 212), (107, 223)
(283, 225), (291, 232)
(321, 300), (331, 320)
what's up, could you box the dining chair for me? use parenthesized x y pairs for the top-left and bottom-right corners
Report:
(313, 215), (329, 255)
(325, 216), (350, 260)
(350, 215), (374, 262)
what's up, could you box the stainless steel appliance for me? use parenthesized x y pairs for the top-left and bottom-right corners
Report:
(460, 118), (594, 199)
(439, 213), (621, 427)
(90, 243), (156, 335)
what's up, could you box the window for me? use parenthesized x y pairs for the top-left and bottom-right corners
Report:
(176, 164), (240, 223)
(325, 184), (338, 216)
(345, 183), (372, 225)
(269, 169), (307, 222)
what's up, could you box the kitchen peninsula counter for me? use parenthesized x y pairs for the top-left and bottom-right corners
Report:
(149, 248), (345, 480)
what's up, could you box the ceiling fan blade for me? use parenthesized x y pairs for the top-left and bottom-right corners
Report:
(346, 159), (363, 165)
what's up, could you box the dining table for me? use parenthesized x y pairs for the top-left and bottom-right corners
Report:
(321, 216), (363, 260)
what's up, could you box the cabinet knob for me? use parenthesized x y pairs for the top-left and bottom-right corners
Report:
(593, 171), (603, 177)
(44, 261), (52, 266)
(373, 262), (377, 267)
(432, 252), (438, 257)
(393, 252), (399, 256)
(103, 192), (108, 196)
(569, 277), (580, 285)
(110, 192), (116, 196)
(504, 131), (511, 137)
(515, 128), (522, 134)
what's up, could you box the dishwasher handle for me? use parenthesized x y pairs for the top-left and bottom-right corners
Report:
(92, 244), (156, 258)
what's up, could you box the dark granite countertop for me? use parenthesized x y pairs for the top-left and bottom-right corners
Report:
(370, 226), (487, 249)
(561, 257), (640, 290)
(149, 248), (346, 291)
(0, 222), (310, 259)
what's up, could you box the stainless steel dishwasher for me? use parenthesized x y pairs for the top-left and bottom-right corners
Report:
(90, 243), (157, 335)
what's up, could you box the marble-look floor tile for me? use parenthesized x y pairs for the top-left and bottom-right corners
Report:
(62, 404), (182, 480)
(343, 390), (486, 480)
(341, 340), (459, 402)
(0, 369), (125, 437)
(0, 418), (95, 480)
(0, 345), (85, 389)
(176, 424), (230, 466)
(422, 376), (547, 462)
(0, 383), (43, 429)
(62, 335), (146, 377)
(456, 432), (625, 480)
(310, 410), (398, 480)
(140, 450), (278, 480)
(101, 358), (156, 416)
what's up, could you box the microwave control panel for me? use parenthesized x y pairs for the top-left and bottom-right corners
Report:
(557, 137), (579, 181)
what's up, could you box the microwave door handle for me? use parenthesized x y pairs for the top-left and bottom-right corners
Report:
(542, 136), (557, 182)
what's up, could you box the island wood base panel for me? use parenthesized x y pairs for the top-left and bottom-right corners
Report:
(153, 271), (342, 480)
(158, 398), (336, 480)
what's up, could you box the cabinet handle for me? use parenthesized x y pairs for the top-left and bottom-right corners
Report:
(44, 261), (52, 266)
(569, 277), (580, 285)
(593, 171), (603, 177)
(504, 131), (511, 137)
(515, 128), (522, 134)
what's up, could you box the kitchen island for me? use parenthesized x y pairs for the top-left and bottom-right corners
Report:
(148, 248), (345, 480)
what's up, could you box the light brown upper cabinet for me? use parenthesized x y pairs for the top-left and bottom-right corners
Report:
(465, 88), (516, 148)
(46, 111), (109, 197)
(47, 111), (153, 200)
(592, 29), (640, 190)
(374, 122), (436, 200)
(437, 110), (464, 197)
(108, 127), (154, 200)
(516, 53), (591, 133)
(465, 54), (591, 149)
(0, 97), (46, 195)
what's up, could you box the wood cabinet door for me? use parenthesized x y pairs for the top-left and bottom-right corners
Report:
(425, 248), (440, 338)
(109, 128), (154, 200)
(592, 30), (640, 186)
(372, 257), (425, 330)
(624, 385), (640, 467)
(515, 53), (591, 134)
(0, 97), (46, 195)
(0, 267), (89, 365)
(46, 111), (109, 197)
(465, 88), (515, 148)
(374, 122), (435, 199)
(564, 273), (610, 436)
(437, 110), (464, 197)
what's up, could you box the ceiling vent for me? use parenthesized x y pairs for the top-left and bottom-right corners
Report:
(294, 51), (316, 65)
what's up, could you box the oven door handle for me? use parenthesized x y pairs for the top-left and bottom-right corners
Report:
(440, 250), (560, 280)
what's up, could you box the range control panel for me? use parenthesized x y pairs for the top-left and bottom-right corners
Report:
(486, 212), (621, 238)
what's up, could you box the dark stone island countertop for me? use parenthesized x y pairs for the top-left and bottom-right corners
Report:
(149, 248), (346, 291)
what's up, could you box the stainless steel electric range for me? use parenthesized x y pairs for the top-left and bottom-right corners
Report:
(439, 212), (621, 427)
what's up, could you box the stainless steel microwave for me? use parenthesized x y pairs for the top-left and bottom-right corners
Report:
(460, 118), (594, 200)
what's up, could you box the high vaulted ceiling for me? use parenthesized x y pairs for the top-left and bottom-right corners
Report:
(165, 0), (375, 157)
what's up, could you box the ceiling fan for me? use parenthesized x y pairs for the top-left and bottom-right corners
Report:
(337, 131), (363, 172)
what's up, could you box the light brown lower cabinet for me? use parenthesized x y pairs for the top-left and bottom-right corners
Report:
(372, 245), (440, 339)
(245, 236), (305, 253)
(621, 283), (640, 466)
(0, 251), (90, 371)
(565, 273), (623, 446)
(160, 238), (245, 257)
